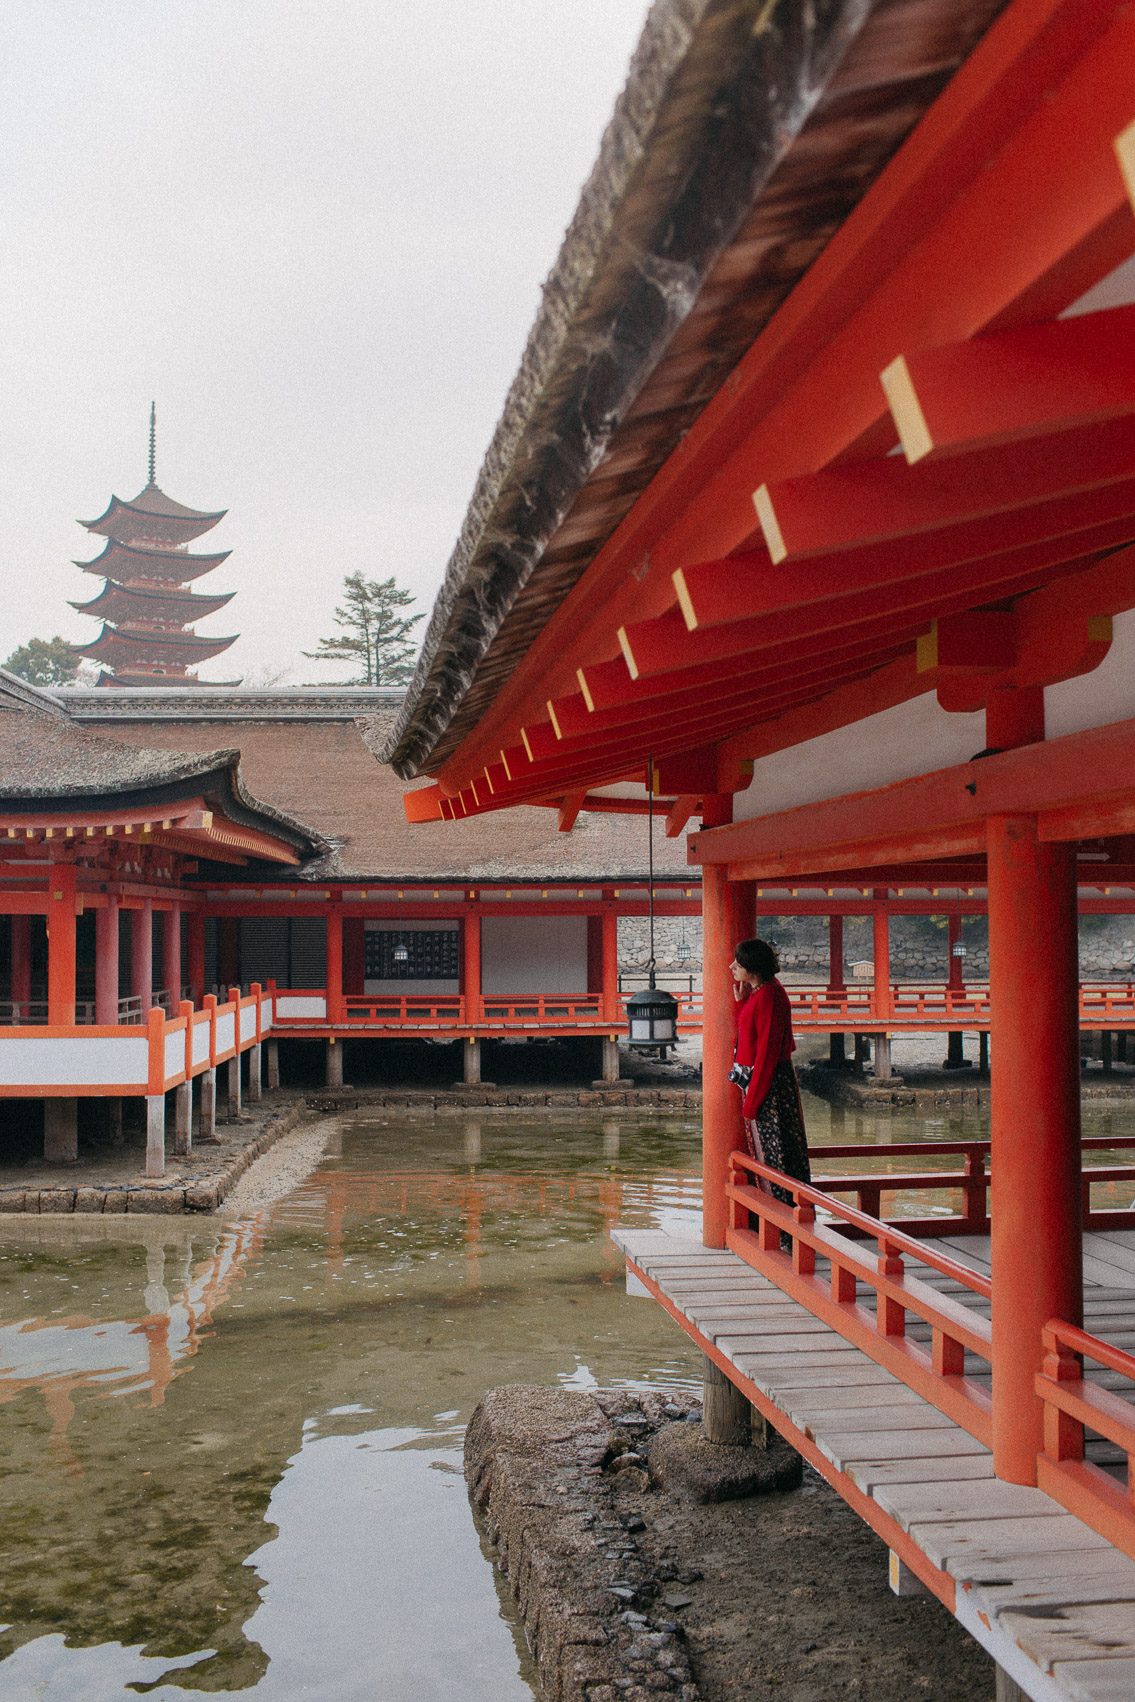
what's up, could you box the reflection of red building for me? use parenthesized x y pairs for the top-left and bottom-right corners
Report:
(378, 0), (1135, 1690)
(73, 410), (237, 687)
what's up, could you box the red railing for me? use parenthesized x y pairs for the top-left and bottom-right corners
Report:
(480, 994), (603, 1023)
(725, 1149), (994, 1443)
(343, 994), (465, 1024)
(1036, 1320), (1135, 1561)
(809, 1134), (1135, 1235)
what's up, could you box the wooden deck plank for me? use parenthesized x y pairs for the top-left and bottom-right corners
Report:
(733, 1351), (899, 1380)
(786, 1402), (958, 1433)
(974, 1576), (1135, 1616)
(952, 1549), (1128, 1583)
(1084, 1234), (1135, 1278)
(873, 1479), (1061, 1530)
(923, 1516), (1111, 1568)
(771, 1379), (923, 1408)
(846, 1455), (996, 1490)
(1000, 1605), (1135, 1670)
(1050, 1656), (1135, 1700)
(819, 1428), (989, 1467)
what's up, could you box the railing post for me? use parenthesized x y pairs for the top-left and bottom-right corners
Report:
(878, 1236), (905, 1336)
(1040, 1326), (1084, 1463)
(963, 1151), (986, 1229)
(792, 1197), (816, 1275)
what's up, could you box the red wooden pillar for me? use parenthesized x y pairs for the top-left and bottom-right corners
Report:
(343, 919), (365, 995)
(326, 908), (344, 1022)
(131, 901), (153, 1011)
(872, 897), (891, 1022)
(163, 902), (181, 1002)
(464, 906), (482, 1023)
(95, 896), (119, 1024)
(47, 865), (77, 1027)
(988, 815), (1082, 1483)
(701, 795), (746, 1249)
(10, 913), (31, 1012)
(601, 901), (619, 1024)
(827, 914), (845, 992)
(186, 911), (205, 1004)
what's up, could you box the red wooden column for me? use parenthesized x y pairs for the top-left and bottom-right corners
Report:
(326, 907), (344, 1023)
(701, 795), (748, 1248)
(163, 903), (181, 1004)
(47, 865), (77, 1026)
(872, 894), (892, 1079)
(464, 903), (482, 1024)
(132, 901), (153, 1012)
(10, 913), (31, 1014)
(601, 899), (619, 1024)
(988, 814), (1082, 1484)
(186, 911), (205, 1004)
(95, 896), (119, 1024)
(827, 912), (847, 1067)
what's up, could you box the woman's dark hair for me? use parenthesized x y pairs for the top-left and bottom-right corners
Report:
(735, 937), (779, 980)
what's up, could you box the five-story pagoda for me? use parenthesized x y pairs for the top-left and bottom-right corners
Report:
(73, 407), (239, 687)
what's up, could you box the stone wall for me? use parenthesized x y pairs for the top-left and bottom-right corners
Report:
(621, 912), (1135, 980)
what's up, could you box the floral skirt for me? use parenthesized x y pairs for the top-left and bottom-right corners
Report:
(743, 1061), (811, 1207)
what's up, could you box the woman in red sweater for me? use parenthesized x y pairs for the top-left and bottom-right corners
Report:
(730, 937), (810, 1204)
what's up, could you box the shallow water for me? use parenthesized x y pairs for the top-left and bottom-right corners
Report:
(1, 1092), (1133, 1699)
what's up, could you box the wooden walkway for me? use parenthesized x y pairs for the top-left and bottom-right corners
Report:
(614, 1226), (1135, 1702)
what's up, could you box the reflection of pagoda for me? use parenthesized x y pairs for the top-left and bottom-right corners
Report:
(73, 406), (239, 687)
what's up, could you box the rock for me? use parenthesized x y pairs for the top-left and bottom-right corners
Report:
(661, 1590), (694, 1609)
(610, 1451), (646, 1473)
(647, 1422), (803, 1502)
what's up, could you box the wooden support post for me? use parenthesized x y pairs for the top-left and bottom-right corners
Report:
(44, 1099), (78, 1164)
(107, 1097), (123, 1146)
(174, 1080), (192, 1156)
(249, 1041), (262, 1101)
(464, 907), (482, 1024)
(979, 1030), (989, 1074)
(601, 1036), (621, 1082)
(163, 902), (181, 1004)
(1101, 1029), (1114, 1073)
(702, 1353), (751, 1445)
(132, 901), (153, 1012)
(227, 1053), (241, 1121)
(326, 1038), (343, 1088)
(10, 913), (31, 1015)
(146, 1094), (166, 1178)
(47, 864), (77, 1027)
(186, 910), (206, 1004)
(829, 1032), (847, 1067)
(601, 902), (619, 1024)
(267, 1036), (280, 1089)
(853, 1033), (869, 1073)
(326, 908), (344, 1023)
(199, 1068), (217, 1142)
(988, 816), (1081, 1484)
(874, 1034), (893, 1080)
(464, 1037), (482, 1084)
(95, 896), (119, 1024)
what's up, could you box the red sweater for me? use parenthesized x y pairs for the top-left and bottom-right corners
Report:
(734, 978), (796, 1119)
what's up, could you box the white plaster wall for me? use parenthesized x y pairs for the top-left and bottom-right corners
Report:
(275, 995), (327, 1019)
(1045, 608), (1135, 739)
(164, 1031), (184, 1080)
(733, 693), (985, 821)
(0, 1036), (148, 1088)
(481, 915), (588, 994)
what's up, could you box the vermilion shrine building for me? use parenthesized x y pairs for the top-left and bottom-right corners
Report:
(379, 0), (1135, 1693)
(0, 675), (698, 1170)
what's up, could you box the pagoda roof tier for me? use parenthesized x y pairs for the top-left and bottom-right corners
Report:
(97, 669), (242, 688)
(70, 580), (235, 625)
(81, 482), (227, 546)
(75, 625), (238, 666)
(75, 537), (231, 583)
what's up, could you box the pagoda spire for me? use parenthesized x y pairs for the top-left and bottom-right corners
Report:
(73, 422), (239, 689)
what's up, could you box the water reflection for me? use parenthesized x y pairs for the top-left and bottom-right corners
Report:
(3, 1094), (1131, 1698)
(0, 1111), (705, 1698)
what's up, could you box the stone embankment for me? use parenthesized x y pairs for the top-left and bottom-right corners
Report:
(307, 1085), (703, 1114)
(467, 1384), (993, 1702)
(800, 1062), (991, 1109)
(0, 1095), (314, 1215)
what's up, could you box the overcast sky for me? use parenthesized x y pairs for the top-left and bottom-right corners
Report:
(0, 1), (652, 684)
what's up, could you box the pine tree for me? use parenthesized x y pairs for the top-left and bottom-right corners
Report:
(303, 574), (424, 686)
(3, 635), (80, 686)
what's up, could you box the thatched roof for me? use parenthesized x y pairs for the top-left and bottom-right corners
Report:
(381, 0), (1005, 780)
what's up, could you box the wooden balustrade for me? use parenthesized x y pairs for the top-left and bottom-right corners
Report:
(725, 1149), (994, 1443)
(1036, 1319), (1135, 1562)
